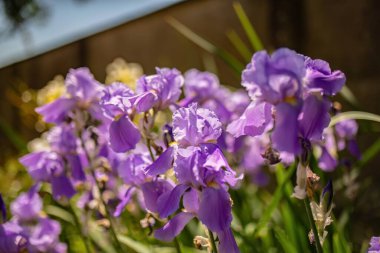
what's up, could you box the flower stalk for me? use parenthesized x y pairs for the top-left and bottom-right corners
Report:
(304, 196), (323, 253)
(79, 132), (125, 253)
(68, 202), (92, 253)
(208, 229), (219, 253)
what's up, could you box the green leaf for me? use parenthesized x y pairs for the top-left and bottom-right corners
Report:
(339, 86), (359, 106)
(274, 227), (298, 253)
(226, 29), (252, 62)
(253, 163), (296, 236)
(358, 138), (380, 167)
(118, 234), (152, 253)
(167, 17), (244, 74)
(88, 222), (117, 253)
(330, 111), (380, 126)
(45, 205), (75, 225)
(232, 2), (264, 51)
(0, 115), (27, 152)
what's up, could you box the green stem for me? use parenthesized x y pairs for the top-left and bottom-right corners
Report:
(79, 134), (125, 253)
(208, 229), (219, 253)
(146, 138), (156, 162)
(174, 237), (182, 253)
(68, 202), (92, 253)
(304, 198), (323, 253)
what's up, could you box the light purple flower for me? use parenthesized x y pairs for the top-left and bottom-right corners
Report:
(11, 186), (42, 222)
(28, 218), (66, 253)
(66, 68), (102, 102)
(19, 152), (75, 200)
(369, 237), (380, 252)
(100, 82), (134, 118)
(36, 68), (103, 124)
(47, 124), (78, 154)
(150, 104), (240, 252)
(242, 48), (305, 104)
(304, 58), (346, 96)
(135, 67), (184, 112)
(100, 83), (141, 153)
(0, 221), (28, 253)
(183, 69), (220, 100)
(173, 103), (222, 147)
(227, 101), (273, 138)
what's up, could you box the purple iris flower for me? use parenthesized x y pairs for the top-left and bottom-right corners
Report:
(0, 221), (28, 253)
(228, 48), (305, 154)
(145, 103), (240, 252)
(335, 119), (361, 159)
(112, 145), (175, 217)
(100, 82), (141, 153)
(181, 69), (250, 125)
(242, 48), (305, 104)
(180, 69), (220, 106)
(304, 57), (346, 96)
(27, 218), (66, 253)
(317, 118), (360, 171)
(135, 67), (184, 112)
(228, 48), (343, 156)
(46, 124), (86, 182)
(11, 186), (42, 222)
(36, 68), (103, 124)
(19, 152), (75, 200)
(369, 237), (380, 252)
(1, 187), (67, 253)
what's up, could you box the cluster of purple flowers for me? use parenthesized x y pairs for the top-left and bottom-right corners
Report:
(0, 188), (66, 253)
(2, 47), (361, 252)
(369, 237), (380, 253)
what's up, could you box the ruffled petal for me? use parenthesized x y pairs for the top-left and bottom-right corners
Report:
(35, 98), (75, 124)
(305, 58), (346, 96)
(227, 102), (272, 138)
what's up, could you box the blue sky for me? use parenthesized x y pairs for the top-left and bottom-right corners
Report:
(0, 0), (182, 68)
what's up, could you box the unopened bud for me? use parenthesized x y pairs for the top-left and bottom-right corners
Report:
(193, 236), (210, 250)
(261, 146), (281, 165)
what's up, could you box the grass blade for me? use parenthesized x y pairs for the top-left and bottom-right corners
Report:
(167, 17), (244, 74)
(358, 138), (380, 167)
(88, 222), (117, 253)
(0, 116), (27, 152)
(118, 234), (151, 253)
(274, 227), (298, 253)
(330, 111), (380, 126)
(340, 86), (359, 106)
(232, 2), (264, 51)
(253, 163), (296, 236)
(226, 29), (252, 62)
(45, 205), (75, 225)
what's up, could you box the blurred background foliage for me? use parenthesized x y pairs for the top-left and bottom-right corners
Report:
(0, 0), (380, 252)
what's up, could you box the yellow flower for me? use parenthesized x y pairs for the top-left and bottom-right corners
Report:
(105, 58), (143, 90)
(36, 75), (66, 105)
